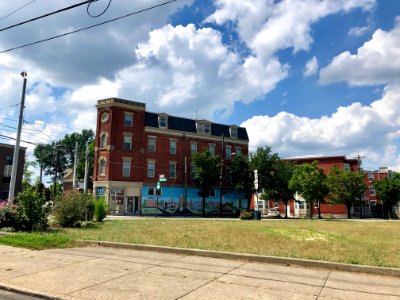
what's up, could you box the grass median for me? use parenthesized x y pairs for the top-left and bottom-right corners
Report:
(1, 218), (399, 268)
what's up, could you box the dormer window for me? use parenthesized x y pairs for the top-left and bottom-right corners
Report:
(230, 126), (238, 139)
(196, 121), (211, 134)
(158, 114), (168, 128)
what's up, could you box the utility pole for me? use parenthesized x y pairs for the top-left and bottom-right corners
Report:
(219, 134), (225, 217)
(39, 147), (43, 184)
(83, 140), (89, 193)
(72, 141), (79, 189)
(9, 71), (27, 204)
(184, 156), (188, 211)
(53, 147), (59, 200)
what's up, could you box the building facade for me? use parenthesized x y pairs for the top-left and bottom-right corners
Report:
(0, 143), (26, 201)
(92, 98), (249, 216)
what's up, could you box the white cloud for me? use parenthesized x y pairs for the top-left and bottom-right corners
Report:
(320, 22), (400, 86)
(242, 83), (400, 167)
(303, 56), (319, 77)
(348, 26), (370, 37)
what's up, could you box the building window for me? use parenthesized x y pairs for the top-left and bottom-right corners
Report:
(147, 161), (155, 178)
(99, 159), (106, 176)
(124, 134), (132, 150)
(196, 121), (211, 134)
(196, 123), (204, 133)
(204, 123), (211, 134)
(170, 140), (177, 155)
(122, 159), (131, 177)
(225, 145), (232, 160)
(5, 155), (12, 165)
(148, 187), (155, 196)
(209, 144), (215, 157)
(370, 187), (375, 195)
(343, 163), (350, 171)
(124, 113), (133, 126)
(190, 165), (196, 179)
(225, 167), (231, 182)
(230, 127), (238, 139)
(100, 133), (107, 148)
(159, 115), (167, 128)
(148, 137), (156, 153)
(368, 171), (374, 182)
(191, 143), (197, 155)
(235, 147), (241, 156)
(169, 162), (177, 179)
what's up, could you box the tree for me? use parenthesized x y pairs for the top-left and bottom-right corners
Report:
(23, 160), (37, 186)
(192, 150), (220, 217)
(250, 146), (280, 206)
(289, 161), (329, 219)
(230, 154), (255, 211)
(327, 166), (365, 219)
(270, 160), (296, 218)
(374, 173), (400, 219)
(33, 129), (94, 192)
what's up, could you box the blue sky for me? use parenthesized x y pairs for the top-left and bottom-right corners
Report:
(0, 0), (399, 172)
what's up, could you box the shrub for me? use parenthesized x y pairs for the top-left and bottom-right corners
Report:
(94, 197), (107, 222)
(53, 192), (95, 227)
(240, 211), (253, 220)
(0, 201), (19, 229)
(15, 186), (50, 231)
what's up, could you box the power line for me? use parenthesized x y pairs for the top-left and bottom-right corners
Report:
(0, 103), (20, 111)
(0, 0), (100, 33)
(0, 0), (38, 23)
(0, 0), (178, 54)
(23, 119), (57, 142)
(0, 134), (38, 145)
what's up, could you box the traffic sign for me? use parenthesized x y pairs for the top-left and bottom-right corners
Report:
(159, 174), (167, 182)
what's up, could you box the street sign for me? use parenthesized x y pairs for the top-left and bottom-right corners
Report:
(159, 174), (167, 182)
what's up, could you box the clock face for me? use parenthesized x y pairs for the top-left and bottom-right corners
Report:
(101, 112), (109, 123)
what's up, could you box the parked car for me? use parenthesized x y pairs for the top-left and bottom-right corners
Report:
(268, 208), (280, 216)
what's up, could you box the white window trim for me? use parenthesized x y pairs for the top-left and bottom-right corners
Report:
(98, 157), (107, 176)
(122, 158), (131, 177)
(148, 136), (157, 153)
(158, 114), (168, 128)
(124, 112), (133, 126)
(147, 160), (156, 178)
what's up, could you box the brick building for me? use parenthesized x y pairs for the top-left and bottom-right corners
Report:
(93, 98), (249, 216)
(0, 143), (26, 201)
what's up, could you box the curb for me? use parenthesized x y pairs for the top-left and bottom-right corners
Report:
(81, 239), (400, 278)
(0, 282), (67, 300)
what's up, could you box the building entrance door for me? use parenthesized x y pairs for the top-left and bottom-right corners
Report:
(126, 197), (139, 215)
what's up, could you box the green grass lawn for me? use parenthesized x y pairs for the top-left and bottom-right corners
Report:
(1, 219), (399, 268)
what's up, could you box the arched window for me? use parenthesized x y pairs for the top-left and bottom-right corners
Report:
(100, 133), (107, 148)
(99, 158), (106, 176)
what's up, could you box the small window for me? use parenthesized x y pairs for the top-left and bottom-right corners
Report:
(225, 145), (232, 160)
(159, 116), (167, 128)
(370, 187), (375, 195)
(197, 123), (204, 133)
(170, 140), (177, 155)
(230, 127), (238, 139)
(204, 123), (211, 134)
(368, 171), (374, 182)
(122, 159), (131, 177)
(124, 113), (133, 126)
(148, 137), (156, 153)
(191, 143), (197, 155)
(148, 161), (155, 178)
(343, 163), (350, 171)
(235, 147), (241, 156)
(209, 144), (215, 157)
(124, 135), (132, 150)
(190, 165), (196, 179)
(148, 187), (155, 196)
(370, 200), (376, 206)
(169, 162), (177, 179)
(100, 133), (107, 148)
(99, 159), (106, 176)
(5, 155), (12, 165)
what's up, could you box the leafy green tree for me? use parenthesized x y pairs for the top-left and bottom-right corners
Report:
(23, 160), (37, 186)
(192, 150), (220, 217)
(230, 154), (254, 211)
(327, 166), (365, 219)
(33, 129), (94, 192)
(250, 146), (280, 205)
(289, 161), (329, 219)
(374, 173), (400, 219)
(270, 160), (296, 218)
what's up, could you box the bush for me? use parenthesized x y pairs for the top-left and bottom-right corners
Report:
(240, 211), (253, 220)
(53, 192), (95, 227)
(94, 197), (107, 222)
(0, 201), (19, 229)
(15, 186), (50, 231)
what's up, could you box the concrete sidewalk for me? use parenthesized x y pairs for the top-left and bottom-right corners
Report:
(0, 245), (399, 300)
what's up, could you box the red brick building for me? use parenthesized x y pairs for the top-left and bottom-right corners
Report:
(0, 143), (26, 201)
(93, 98), (249, 215)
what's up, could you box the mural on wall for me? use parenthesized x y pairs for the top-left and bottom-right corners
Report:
(141, 187), (247, 216)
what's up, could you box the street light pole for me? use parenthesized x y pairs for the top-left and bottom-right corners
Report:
(9, 71), (27, 204)
(219, 134), (224, 217)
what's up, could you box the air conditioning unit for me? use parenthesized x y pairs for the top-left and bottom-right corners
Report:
(3, 165), (12, 177)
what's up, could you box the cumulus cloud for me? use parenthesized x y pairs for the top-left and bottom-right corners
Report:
(303, 56), (319, 77)
(348, 26), (370, 36)
(320, 22), (400, 86)
(242, 83), (400, 166)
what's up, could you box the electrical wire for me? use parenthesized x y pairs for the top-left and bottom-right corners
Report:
(87, 0), (112, 17)
(0, 134), (38, 145)
(23, 119), (57, 142)
(0, 0), (178, 54)
(0, 0), (100, 33)
(0, 0), (38, 23)
(0, 103), (20, 111)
